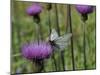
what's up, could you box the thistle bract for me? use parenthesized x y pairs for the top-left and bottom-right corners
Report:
(46, 3), (52, 10)
(21, 41), (53, 60)
(26, 3), (42, 16)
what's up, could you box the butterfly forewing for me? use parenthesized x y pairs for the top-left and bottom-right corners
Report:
(50, 29), (59, 41)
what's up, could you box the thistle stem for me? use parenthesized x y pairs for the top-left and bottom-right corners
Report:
(47, 10), (57, 71)
(55, 4), (60, 35)
(55, 4), (65, 71)
(33, 16), (43, 43)
(34, 59), (44, 72)
(67, 5), (75, 70)
(82, 21), (87, 69)
(33, 15), (45, 72)
(61, 51), (65, 71)
(35, 23), (40, 43)
(52, 52), (58, 71)
(48, 11), (52, 35)
(55, 4), (61, 71)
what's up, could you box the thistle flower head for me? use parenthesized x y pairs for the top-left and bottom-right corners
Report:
(21, 41), (53, 60)
(76, 5), (94, 21)
(76, 5), (94, 15)
(26, 3), (42, 16)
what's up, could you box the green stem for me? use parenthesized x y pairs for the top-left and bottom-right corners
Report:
(47, 10), (57, 71)
(82, 21), (87, 69)
(33, 15), (45, 72)
(67, 5), (75, 70)
(55, 4), (65, 71)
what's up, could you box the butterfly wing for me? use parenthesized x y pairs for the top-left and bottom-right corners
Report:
(50, 29), (59, 41)
(54, 33), (72, 49)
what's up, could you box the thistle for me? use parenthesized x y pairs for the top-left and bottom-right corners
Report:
(75, 5), (94, 69)
(76, 5), (94, 22)
(21, 41), (53, 72)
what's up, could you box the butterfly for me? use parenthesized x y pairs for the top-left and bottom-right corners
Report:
(49, 29), (72, 50)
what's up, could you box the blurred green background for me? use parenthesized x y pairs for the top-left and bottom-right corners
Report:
(11, 0), (96, 74)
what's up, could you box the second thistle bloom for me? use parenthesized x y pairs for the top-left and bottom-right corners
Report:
(75, 5), (94, 15)
(75, 5), (94, 21)
(26, 3), (42, 16)
(21, 41), (53, 60)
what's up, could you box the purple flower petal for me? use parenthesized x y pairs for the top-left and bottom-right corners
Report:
(21, 41), (53, 60)
(26, 3), (42, 16)
(76, 5), (94, 14)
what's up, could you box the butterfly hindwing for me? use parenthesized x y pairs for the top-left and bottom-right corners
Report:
(54, 33), (72, 49)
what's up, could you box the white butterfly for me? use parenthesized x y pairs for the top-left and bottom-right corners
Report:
(49, 29), (72, 50)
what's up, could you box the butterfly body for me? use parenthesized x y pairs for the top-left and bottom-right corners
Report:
(49, 40), (60, 50)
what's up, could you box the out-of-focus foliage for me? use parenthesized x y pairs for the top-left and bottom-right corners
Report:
(11, 1), (96, 74)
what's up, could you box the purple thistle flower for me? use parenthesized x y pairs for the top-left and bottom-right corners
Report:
(21, 41), (53, 60)
(76, 5), (94, 21)
(26, 3), (42, 16)
(75, 5), (94, 15)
